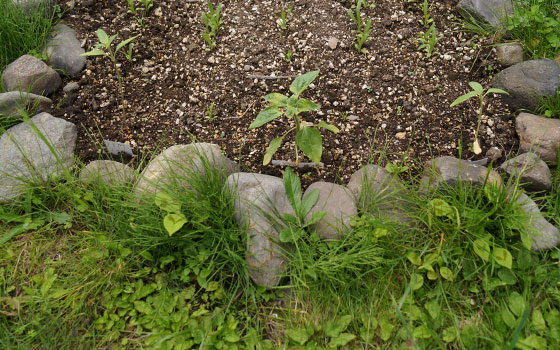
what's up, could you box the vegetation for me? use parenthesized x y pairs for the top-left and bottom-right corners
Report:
(0, 0), (56, 73)
(201, 1), (223, 51)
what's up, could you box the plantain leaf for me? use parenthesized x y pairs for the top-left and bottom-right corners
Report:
(301, 189), (319, 217)
(155, 192), (181, 213)
(493, 247), (513, 269)
(473, 238), (490, 262)
(283, 167), (302, 214)
(163, 213), (187, 236)
(296, 127), (322, 164)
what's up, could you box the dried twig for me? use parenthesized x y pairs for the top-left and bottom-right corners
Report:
(248, 74), (297, 80)
(271, 160), (324, 168)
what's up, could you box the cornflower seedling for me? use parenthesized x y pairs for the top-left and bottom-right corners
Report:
(419, 0), (433, 27)
(81, 29), (139, 119)
(126, 0), (136, 14)
(282, 49), (293, 63)
(138, 0), (153, 13)
(201, 2), (223, 51)
(277, 7), (291, 30)
(347, 0), (365, 31)
(354, 19), (372, 53)
(416, 23), (442, 58)
(249, 70), (339, 166)
(450, 82), (508, 154)
(205, 102), (218, 122)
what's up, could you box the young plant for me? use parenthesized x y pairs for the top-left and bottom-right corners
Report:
(282, 49), (293, 63)
(205, 102), (217, 122)
(277, 7), (291, 30)
(138, 0), (153, 13)
(126, 0), (136, 14)
(536, 89), (560, 118)
(450, 82), (508, 154)
(201, 2), (223, 51)
(354, 19), (372, 53)
(249, 70), (339, 166)
(347, 0), (365, 31)
(155, 192), (187, 236)
(416, 23), (442, 58)
(81, 29), (139, 119)
(419, 0), (433, 27)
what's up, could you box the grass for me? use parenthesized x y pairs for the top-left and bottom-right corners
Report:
(0, 0), (57, 74)
(3, 141), (559, 348)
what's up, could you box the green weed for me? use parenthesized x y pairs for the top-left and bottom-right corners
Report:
(201, 2), (223, 51)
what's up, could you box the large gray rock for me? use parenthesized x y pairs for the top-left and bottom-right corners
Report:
(499, 153), (551, 192)
(2, 55), (62, 96)
(515, 191), (559, 250)
(0, 91), (52, 117)
(516, 112), (560, 164)
(226, 173), (294, 288)
(0, 113), (77, 201)
(347, 165), (411, 225)
(495, 43), (524, 67)
(420, 156), (503, 192)
(79, 160), (136, 187)
(303, 181), (356, 240)
(134, 143), (237, 198)
(43, 24), (85, 77)
(456, 0), (513, 28)
(492, 59), (560, 110)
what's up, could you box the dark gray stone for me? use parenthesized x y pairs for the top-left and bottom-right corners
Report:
(516, 112), (560, 164)
(420, 156), (503, 192)
(499, 153), (552, 192)
(456, 0), (513, 28)
(347, 165), (412, 225)
(226, 173), (294, 288)
(79, 160), (135, 186)
(304, 181), (356, 240)
(492, 59), (560, 110)
(43, 24), (86, 77)
(0, 91), (52, 117)
(104, 140), (133, 157)
(515, 191), (559, 250)
(0, 113), (77, 201)
(495, 44), (524, 67)
(2, 55), (62, 95)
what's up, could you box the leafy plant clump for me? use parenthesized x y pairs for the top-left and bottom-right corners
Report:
(416, 23), (442, 58)
(201, 1), (223, 51)
(450, 81), (508, 154)
(348, 0), (372, 53)
(249, 70), (339, 166)
(81, 29), (139, 119)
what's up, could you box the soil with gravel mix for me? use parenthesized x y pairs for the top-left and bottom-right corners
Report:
(52, 0), (518, 184)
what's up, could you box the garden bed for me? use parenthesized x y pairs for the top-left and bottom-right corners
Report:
(54, 0), (516, 182)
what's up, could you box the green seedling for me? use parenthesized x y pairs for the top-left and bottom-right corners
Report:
(138, 0), (153, 13)
(155, 192), (187, 236)
(205, 102), (217, 122)
(416, 23), (442, 58)
(126, 0), (136, 14)
(347, 0), (365, 30)
(282, 49), (293, 63)
(201, 2), (223, 51)
(277, 7), (291, 30)
(354, 18), (372, 53)
(419, 0), (433, 27)
(249, 70), (339, 166)
(81, 29), (139, 119)
(450, 81), (508, 154)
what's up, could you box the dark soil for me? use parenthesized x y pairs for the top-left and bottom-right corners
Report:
(53, 0), (518, 183)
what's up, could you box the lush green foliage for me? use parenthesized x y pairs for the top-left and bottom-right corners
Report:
(536, 89), (560, 119)
(506, 0), (560, 59)
(0, 0), (56, 73)
(450, 81), (508, 154)
(249, 70), (339, 166)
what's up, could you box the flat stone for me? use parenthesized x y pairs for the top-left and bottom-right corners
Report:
(79, 160), (135, 187)
(347, 165), (411, 225)
(499, 153), (552, 192)
(2, 55), (62, 96)
(456, 0), (512, 28)
(0, 91), (52, 117)
(516, 112), (560, 164)
(304, 181), (356, 240)
(104, 140), (133, 157)
(327, 37), (339, 50)
(134, 143), (237, 198)
(11, 0), (54, 14)
(420, 156), (503, 192)
(515, 191), (559, 250)
(43, 24), (85, 77)
(63, 82), (80, 94)
(0, 113), (77, 201)
(226, 173), (294, 288)
(492, 59), (560, 110)
(495, 44), (524, 67)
